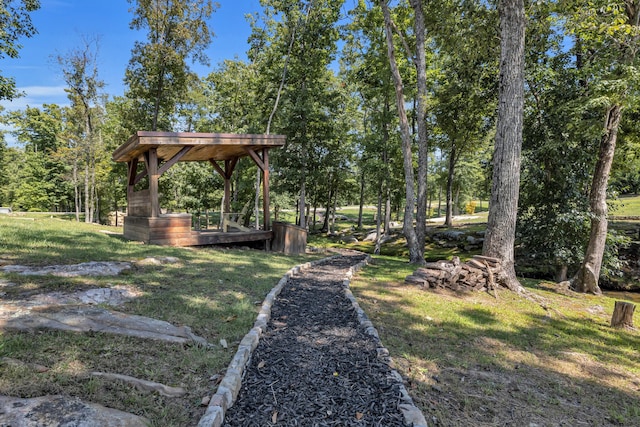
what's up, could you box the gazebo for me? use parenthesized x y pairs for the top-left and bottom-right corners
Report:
(112, 131), (285, 247)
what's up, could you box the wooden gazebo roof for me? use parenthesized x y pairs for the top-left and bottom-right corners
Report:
(112, 131), (286, 163)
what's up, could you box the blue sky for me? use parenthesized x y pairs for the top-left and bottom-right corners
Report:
(1, 0), (263, 113)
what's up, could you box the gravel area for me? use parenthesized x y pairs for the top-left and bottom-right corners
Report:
(219, 251), (425, 426)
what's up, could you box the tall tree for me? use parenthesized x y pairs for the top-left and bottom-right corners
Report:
(568, 1), (640, 294)
(57, 37), (105, 223)
(125, 0), (215, 131)
(249, 0), (345, 229)
(482, 0), (526, 291)
(379, 0), (429, 264)
(0, 0), (40, 100)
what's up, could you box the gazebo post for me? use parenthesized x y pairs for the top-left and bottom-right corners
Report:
(262, 148), (271, 231)
(224, 160), (232, 214)
(148, 148), (160, 218)
(126, 158), (138, 211)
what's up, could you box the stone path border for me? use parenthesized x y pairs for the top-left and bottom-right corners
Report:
(197, 253), (428, 427)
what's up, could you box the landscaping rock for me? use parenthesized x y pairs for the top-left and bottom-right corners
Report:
(434, 230), (465, 241)
(0, 395), (149, 426)
(0, 306), (211, 347)
(90, 372), (187, 397)
(1, 286), (142, 310)
(1, 261), (131, 277)
(134, 256), (180, 267)
(364, 231), (378, 242)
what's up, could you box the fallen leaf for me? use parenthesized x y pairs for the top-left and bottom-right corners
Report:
(219, 338), (228, 349)
(272, 411), (278, 423)
(257, 360), (266, 369)
(356, 412), (364, 420)
(200, 396), (211, 406)
(333, 371), (339, 376)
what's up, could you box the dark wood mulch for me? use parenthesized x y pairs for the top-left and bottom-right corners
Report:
(223, 252), (411, 427)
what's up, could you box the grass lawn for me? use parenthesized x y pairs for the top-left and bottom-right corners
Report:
(350, 257), (640, 426)
(0, 215), (315, 426)
(1, 212), (639, 426)
(611, 194), (640, 217)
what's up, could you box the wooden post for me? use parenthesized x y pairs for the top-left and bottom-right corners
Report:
(148, 148), (160, 218)
(263, 148), (270, 231)
(224, 160), (232, 214)
(611, 301), (635, 329)
(126, 159), (138, 214)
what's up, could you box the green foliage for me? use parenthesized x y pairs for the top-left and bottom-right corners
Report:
(1, 105), (72, 211)
(124, 0), (216, 131)
(0, 0), (40, 100)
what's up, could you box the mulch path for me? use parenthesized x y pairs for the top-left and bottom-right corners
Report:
(223, 252), (411, 426)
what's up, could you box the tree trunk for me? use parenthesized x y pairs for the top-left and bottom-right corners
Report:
(374, 181), (383, 255)
(357, 168), (365, 229)
(380, 0), (423, 264)
(331, 188), (338, 231)
(445, 143), (455, 227)
(84, 162), (91, 223)
(322, 185), (332, 233)
(482, 0), (526, 292)
(254, 170), (261, 230)
(411, 0), (429, 261)
(572, 104), (622, 294)
(73, 159), (80, 222)
(611, 301), (635, 329)
(299, 180), (306, 229)
(384, 187), (391, 236)
(554, 264), (568, 283)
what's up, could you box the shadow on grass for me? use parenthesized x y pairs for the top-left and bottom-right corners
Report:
(351, 258), (640, 426)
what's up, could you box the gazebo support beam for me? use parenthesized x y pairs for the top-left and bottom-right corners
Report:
(244, 148), (273, 231)
(262, 148), (271, 231)
(145, 148), (160, 217)
(209, 158), (239, 215)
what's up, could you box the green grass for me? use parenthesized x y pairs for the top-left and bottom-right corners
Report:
(350, 257), (640, 426)
(2, 213), (639, 426)
(611, 194), (640, 217)
(0, 216), (316, 426)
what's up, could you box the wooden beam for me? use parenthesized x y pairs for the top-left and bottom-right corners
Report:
(262, 148), (271, 231)
(127, 158), (139, 187)
(148, 148), (160, 218)
(244, 147), (265, 171)
(209, 159), (226, 178)
(226, 157), (239, 178)
(158, 146), (192, 176)
(134, 169), (148, 186)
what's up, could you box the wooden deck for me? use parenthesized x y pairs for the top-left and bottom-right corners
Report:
(124, 215), (272, 247)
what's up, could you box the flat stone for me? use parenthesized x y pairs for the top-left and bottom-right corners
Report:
(0, 395), (149, 426)
(1, 261), (131, 277)
(134, 256), (180, 266)
(0, 306), (210, 346)
(0, 286), (143, 313)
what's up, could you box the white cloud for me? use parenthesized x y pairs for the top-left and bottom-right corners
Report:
(0, 85), (69, 147)
(22, 85), (68, 97)
(0, 85), (69, 112)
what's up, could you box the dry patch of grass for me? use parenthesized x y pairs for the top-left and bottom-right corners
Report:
(350, 256), (640, 427)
